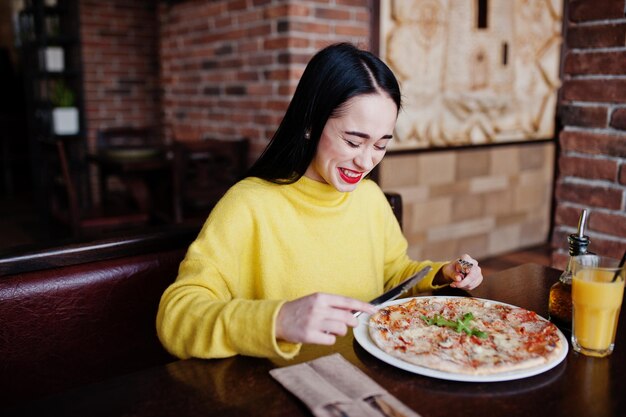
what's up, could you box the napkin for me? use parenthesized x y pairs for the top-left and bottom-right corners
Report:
(269, 353), (421, 417)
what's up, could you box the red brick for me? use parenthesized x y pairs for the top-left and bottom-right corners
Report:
(252, 0), (272, 7)
(315, 7), (351, 20)
(564, 51), (626, 75)
(254, 113), (282, 125)
(247, 54), (273, 67)
(561, 79), (626, 103)
(226, 0), (247, 12)
(286, 3), (311, 17)
(278, 84), (298, 96)
(591, 211), (626, 238)
(560, 130), (626, 157)
(569, 0), (625, 22)
(620, 164), (626, 185)
(566, 22), (626, 49)
(551, 228), (572, 251)
(264, 68), (290, 81)
(230, 113), (255, 124)
(278, 52), (313, 65)
(559, 104), (607, 128)
(559, 155), (618, 181)
(288, 21), (332, 34)
(236, 71), (261, 83)
(555, 181), (623, 210)
(238, 10), (263, 24)
(238, 40), (261, 53)
(554, 203), (586, 230)
(586, 236), (626, 259)
(336, 0), (369, 6)
(266, 99), (290, 112)
(263, 4), (290, 18)
(215, 16), (234, 29)
(263, 37), (290, 50)
(246, 23), (272, 37)
(610, 108), (626, 130)
(335, 24), (368, 37)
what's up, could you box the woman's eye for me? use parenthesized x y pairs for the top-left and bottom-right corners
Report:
(345, 140), (360, 148)
(374, 144), (387, 151)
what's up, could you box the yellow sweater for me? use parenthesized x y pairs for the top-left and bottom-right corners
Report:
(156, 176), (447, 359)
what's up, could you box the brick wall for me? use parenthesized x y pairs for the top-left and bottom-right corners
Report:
(80, 0), (160, 152)
(157, 0), (371, 161)
(551, 0), (626, 267)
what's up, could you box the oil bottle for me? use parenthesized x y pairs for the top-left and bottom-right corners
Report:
(548, 209), (591, 331)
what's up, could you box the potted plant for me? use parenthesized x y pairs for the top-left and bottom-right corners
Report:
(51, 80), (79, 135)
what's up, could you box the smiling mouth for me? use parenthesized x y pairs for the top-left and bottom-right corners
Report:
(338, 168), (363, 184)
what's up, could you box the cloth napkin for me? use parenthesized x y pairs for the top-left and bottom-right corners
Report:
(269, 353), (421, 417)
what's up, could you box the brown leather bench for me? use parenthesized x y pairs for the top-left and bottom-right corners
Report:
(0, 227), (197, 408)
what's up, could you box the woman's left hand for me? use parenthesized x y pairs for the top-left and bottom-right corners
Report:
(442, 254), (483, 290)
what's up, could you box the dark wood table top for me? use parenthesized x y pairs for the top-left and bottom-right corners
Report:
(87, 147), (172, 173)
(6, 264), (625, 417)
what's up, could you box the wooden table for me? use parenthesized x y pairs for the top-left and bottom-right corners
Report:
(5, 264), (625, 417)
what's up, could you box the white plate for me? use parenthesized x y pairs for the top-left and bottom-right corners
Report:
(353, 296), (569, 382)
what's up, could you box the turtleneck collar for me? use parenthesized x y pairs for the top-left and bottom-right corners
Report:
(290, 175), (351, 206)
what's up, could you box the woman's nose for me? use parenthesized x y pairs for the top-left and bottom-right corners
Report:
(354, 148), (375, 171)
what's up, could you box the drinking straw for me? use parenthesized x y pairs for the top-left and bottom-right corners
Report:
(612, 249), (626, 282)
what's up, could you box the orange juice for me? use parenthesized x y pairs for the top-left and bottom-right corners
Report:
(572, 269), (624, 357)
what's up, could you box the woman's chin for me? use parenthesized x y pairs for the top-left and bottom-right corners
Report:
(332, 180), (359, 193)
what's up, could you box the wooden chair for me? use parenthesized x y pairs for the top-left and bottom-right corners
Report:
(384, 191), (403, 230)
(92, 126), (169, 215)
(52, 139), (150, 238)
(172, 137), (249, 224)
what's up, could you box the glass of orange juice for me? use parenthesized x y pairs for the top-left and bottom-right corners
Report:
(571, 255), (625, 357)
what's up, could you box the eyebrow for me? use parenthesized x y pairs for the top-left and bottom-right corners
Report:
(344, 131), (393, 140)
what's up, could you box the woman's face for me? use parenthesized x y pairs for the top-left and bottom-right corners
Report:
(304, 93), (398, 192)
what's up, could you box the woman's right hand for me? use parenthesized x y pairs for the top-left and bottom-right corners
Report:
(275, 293), (377, 345)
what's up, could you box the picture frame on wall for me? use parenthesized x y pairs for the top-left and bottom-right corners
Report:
(375, 0), (564, 151)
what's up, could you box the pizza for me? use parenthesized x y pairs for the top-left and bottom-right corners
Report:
(368, 297), (563, 375)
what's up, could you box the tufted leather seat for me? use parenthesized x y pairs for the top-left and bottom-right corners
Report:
(0, 230), (194, 408)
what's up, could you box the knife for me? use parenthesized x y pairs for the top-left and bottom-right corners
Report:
(354, 265), (432, 317)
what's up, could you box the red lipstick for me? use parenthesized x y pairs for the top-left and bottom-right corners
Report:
(338, 168), (362, 184)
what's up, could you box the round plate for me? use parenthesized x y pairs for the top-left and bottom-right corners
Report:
(353, 296), (568, 382)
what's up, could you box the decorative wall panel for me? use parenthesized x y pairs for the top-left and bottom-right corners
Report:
(379, 0), (564, 149)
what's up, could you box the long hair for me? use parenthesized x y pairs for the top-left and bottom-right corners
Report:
(246, 43), (401, 183)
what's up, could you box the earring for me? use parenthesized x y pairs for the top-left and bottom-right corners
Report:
(304, 131), (311, 140)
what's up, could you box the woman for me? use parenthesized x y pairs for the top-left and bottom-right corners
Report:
(157, 43), (483, 360)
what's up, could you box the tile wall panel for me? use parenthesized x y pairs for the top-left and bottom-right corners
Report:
(380, 142), (555, 262)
